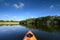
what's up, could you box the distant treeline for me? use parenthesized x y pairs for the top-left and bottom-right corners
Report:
(0, 20), (19, 25)
(0, 20), (19, 22)
(19, 16), (60, 26)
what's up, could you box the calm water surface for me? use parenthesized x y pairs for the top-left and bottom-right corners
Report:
(0, 25), (60, 40)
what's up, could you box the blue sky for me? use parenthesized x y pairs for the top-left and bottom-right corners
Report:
(0, 0), (60, 21)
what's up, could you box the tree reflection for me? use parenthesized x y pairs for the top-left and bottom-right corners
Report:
(20, 24), (60, 33)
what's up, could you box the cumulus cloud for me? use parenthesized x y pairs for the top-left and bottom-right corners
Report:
(13, 2), (24, 9)
(13, 4), (19, 8)
(4, 2), (24, 9)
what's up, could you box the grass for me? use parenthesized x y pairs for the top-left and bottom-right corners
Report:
(0, 21), (19, 25)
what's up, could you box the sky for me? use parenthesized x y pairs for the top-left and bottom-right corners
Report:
(0, 0), (60, 21)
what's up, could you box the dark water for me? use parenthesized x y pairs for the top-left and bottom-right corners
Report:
(0, 25), (60, 40)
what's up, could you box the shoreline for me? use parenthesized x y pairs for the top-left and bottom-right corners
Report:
(0, 22), (19, 25)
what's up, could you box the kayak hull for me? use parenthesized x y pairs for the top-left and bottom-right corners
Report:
(23, 30), (37, 40)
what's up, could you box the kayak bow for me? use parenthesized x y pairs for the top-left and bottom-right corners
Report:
(23, 30), (37, 40)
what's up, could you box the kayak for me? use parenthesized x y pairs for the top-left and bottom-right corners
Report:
(23, 30), (37, 40)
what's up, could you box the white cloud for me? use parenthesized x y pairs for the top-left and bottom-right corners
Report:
(19, 2), (24, 8)
(4, 2), (24, 9)
(50, 5), (54, 9)
(31, 17), (35, 18)
(13, 4), (19, 8)
(4, 15), (9, 18)
(13, 2), (24, 9)
(13, 16), (17, 19)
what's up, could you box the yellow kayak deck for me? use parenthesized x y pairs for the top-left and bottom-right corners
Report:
(23, 30), (37, 40)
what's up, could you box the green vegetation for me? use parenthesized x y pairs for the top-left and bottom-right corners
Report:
(0, 20), (19, 25)
(19, 16), (60, 25)
(19, 16), (60, 32)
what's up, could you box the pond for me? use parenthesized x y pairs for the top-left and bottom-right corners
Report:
(0, 25), (60, 40)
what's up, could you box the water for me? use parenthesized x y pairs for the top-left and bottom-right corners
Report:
(0, 25), (60, 40)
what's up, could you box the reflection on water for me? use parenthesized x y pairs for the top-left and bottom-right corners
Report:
(0, 25), (60, 40)
(20, 24), (60, 33)
(0, 25), (29, 40)
(0, 24), (19, 26)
